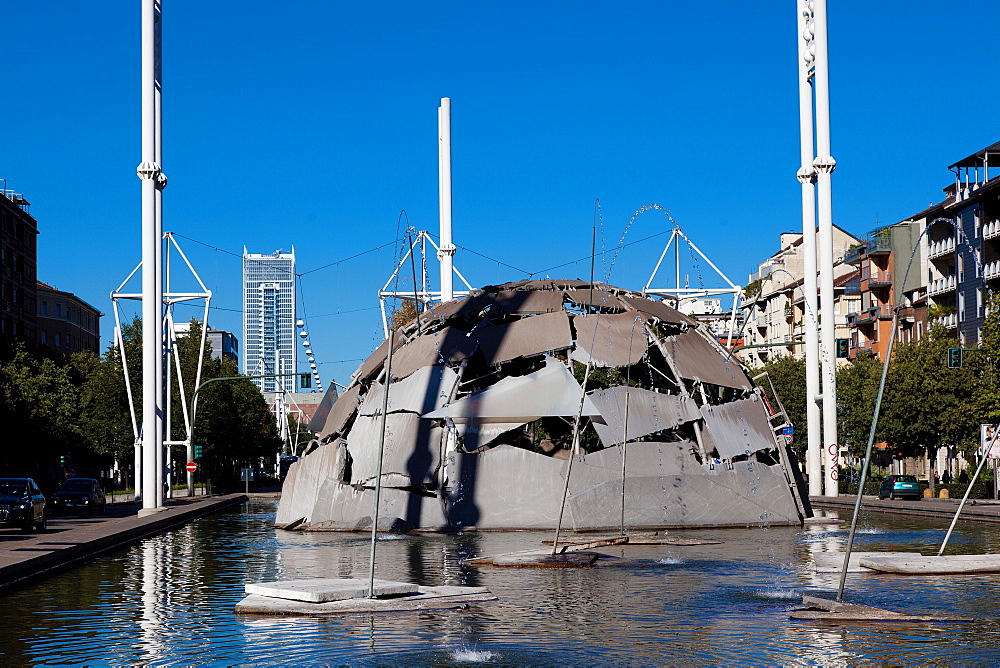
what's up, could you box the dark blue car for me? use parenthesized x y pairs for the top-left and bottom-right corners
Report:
(0, 478), (47, 532)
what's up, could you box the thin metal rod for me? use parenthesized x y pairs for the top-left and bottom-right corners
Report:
(368, 329), (394, 597)
(938, 430), (999, 555)
(835, 224), (930, 601)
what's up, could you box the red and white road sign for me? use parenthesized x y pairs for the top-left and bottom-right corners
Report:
(186, 462), (198, 473)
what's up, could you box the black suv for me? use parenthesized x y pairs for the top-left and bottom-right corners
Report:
(51, 478), (107, 515)
(0, 478), (47, 532)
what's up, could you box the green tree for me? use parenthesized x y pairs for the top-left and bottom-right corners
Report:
(880, 329), (984, 489)
(0, 336), (83, 480)
(836, 353), (883, 455)
(753, 356), (806, 457)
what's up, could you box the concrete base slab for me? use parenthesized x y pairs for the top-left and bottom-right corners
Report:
(245, 578), (419, 603)
(813, 552), (915, 573)
(136, 507), (171, 518)
(792, 594), (974, 622)
(859, 554), (1000, 574)
(235, 586), (496, 616)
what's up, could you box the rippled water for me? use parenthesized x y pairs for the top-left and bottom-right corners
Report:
(2, 502), (1000, 665)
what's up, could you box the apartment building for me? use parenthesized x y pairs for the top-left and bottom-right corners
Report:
(739, 227), (861, 367)
(0, 182), (38, 341)
(36, 281), (102, 354)
(844, 220), (927, 358)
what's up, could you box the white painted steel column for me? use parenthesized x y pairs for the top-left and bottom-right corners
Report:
(796, 1), (823, 497)
(153, 0), (166, 506)
(437, 98), (455, 303)
(813, 0), (839, 497)
(138, 0), (163, 512)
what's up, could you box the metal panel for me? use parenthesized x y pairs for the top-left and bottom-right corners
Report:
(587, 387), (701, 446)
(659, 328), (751, 390)
(315, 383), (362, 438)
(489, 289), (564, 314)
(700, 395), (776, 459)
(476, 311), (573, 365)
(359, 365), (458, 416)
(390, 326), (478, 380)
(571, 313), (648, 367)
(620, 295), (697, 327)
(355, 330), (405, 381)
(423, 358), (600, 421)
(347, 413), (441, 485)
(564, 288), (628, 312)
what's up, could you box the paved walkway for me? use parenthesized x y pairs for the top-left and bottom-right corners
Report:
(0, 494), (247, 592)
(811, 495), (1000, 524)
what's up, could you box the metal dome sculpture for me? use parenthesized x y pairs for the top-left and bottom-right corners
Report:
(276, 279), (808, 532)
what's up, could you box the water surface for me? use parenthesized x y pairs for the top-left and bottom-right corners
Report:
(1, 501), (999, 665)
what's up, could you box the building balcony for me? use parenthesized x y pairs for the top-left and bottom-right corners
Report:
(866, 237), (892, 255)
(851, 342), (874, 357)
(984, 220), (1000, 241)
(985, 260), (1000, 280)
(928, 275), (957, 296)
(932, 313), (958, 330)
(844, 244), (865, 265)
(861, 268), (893, 287)
(928, 237), (957, 259)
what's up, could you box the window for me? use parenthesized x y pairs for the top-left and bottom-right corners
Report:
(56, 303), (62, 318)
(55, 333), (61, 346)
(40, 300), (47, 316)
(40, 330), (47, 344)
(960, 293), (966, 322)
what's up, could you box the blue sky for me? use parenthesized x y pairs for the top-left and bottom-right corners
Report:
(5, 2), (1000, 387)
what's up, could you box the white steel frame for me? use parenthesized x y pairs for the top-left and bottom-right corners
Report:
(379, 230), (474, 338)
(111, 232), (213, 499)
(643, 226), (743, 347)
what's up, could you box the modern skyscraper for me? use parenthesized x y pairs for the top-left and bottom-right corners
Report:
(242, 248), (297, 393)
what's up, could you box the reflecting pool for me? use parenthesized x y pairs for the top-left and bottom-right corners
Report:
(1, 501), (999, 665)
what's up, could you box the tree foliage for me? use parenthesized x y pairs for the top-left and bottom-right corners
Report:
(0, 316), (282, 487)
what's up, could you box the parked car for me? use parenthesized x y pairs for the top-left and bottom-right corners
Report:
(51, 478), (106, 515)
(0, 478), (47, 532)
(878, 474), (922, 501)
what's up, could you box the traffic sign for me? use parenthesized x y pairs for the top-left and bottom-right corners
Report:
(186, 462), (198, 473)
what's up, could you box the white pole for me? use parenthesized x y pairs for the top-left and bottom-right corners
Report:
(813, 0), (839, 497)
(138, 0), (162, 513)
(438, 98), (455, 303)
(154, 0), (166, 506)
(797, 0), (823, 497)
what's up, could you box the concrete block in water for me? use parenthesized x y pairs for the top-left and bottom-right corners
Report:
(245, 578), (419, 603)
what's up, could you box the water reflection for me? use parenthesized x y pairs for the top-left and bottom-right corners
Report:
(1, 501), (1000, 664)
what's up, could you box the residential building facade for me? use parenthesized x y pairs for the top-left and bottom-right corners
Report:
(36, 281), (102, 354)
(739, 227), (861, 368)
(0, 183), (38, 341)
(845, 220), (927, 358)
(242, 248), (297, 393)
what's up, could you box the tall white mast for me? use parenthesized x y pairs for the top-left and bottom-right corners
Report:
(138, 0), (165, 513)
(813, 0), (839, 497)
(438, 98), (455, 303)
(797, 0), (822, 496)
